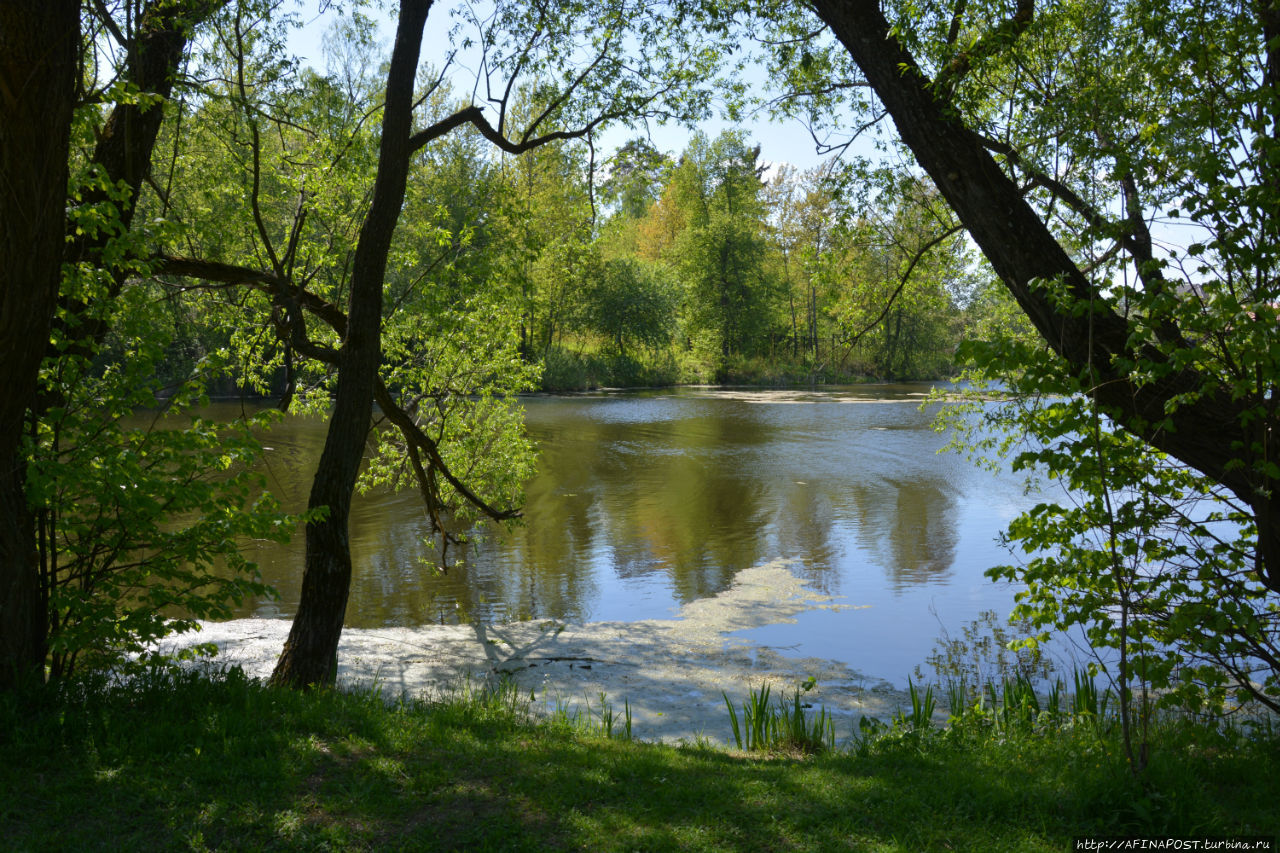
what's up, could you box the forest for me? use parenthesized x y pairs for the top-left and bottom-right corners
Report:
(122, 93), (986, 394)
(2, 0), (1279, 780)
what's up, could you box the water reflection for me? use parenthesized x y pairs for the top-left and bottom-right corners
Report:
(843, 477), (960, 590)
(190, 385), (1039, 681)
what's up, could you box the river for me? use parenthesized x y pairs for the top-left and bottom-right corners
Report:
(218, 384), (1044, 685)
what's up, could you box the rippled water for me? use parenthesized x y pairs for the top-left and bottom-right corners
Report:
(219, 385), (1043, 683)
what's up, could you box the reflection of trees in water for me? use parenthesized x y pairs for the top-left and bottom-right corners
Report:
(838, 477), (960, 590)
(888, 480), (960, 588)
(772, 484), (842, 597)
(487, 408), (778, 605)
(591, 412), (769, 603)
(430, 408), (773, 619)
(215, 394), (972, 625)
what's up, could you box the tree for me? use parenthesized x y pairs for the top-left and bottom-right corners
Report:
(727, 0), (1280, 730)
(788, 0), (1280, 591)
(600, 137), (672, 220)
(2, 0), (239, 689)
(499, 133), (595, 359)
(665, 131), (781, 365)
(152, 0), (732, 687)
(0, 1), (79, 690)
(581, 252), (677, 356)
(266, 0), (432, 688)
(151, 3), (537, 687)
(822, 173), (972, 379)
(761, 164), (814, 361)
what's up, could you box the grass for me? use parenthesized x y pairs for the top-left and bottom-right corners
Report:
(724, 681), (836, 753)
(1, 666), (1276, 852)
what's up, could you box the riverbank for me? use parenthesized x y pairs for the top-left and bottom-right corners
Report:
(161, 562), (909, 745)
(4, 665), (1275, 851)
(536, 345), (906, 391)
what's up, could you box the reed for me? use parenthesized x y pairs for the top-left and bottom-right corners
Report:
(944, 678), (969, 720)
(1072, 666), (1108, 719)
(594, 692), (633, 741)
(894, 677), (937, 730)
(723, 682), (834, 753)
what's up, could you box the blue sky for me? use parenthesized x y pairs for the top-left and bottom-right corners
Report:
(282, 0), (866, 176)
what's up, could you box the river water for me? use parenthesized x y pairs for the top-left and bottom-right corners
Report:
(223, 384), (1043, 684)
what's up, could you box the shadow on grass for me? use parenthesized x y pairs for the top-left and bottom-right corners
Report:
(1, 669), (1275, 852)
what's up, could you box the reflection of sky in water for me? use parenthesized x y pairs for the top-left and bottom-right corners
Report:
(214, 386), (1048, 686)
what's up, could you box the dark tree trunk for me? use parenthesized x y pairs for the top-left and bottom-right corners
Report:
(0, 1), (79, 691)
(810, 0), (1280, 590)
(76, 1), (225, 241)
(271, 0), (433, 688)
(61, 0), (228, 347)
(0, 1), (226, 691)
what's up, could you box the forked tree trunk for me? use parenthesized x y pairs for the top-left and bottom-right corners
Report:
(270, 0), (433, 688)
(0, 1), (79, 691)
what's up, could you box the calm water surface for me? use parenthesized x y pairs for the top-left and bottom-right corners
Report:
(228, 385), (1041, 684)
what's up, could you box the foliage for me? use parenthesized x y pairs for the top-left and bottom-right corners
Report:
(941, 359), (1280, 721)
(361, 293), (541, 564)
(487, 117), (977, 386)
(740, 0), (1280, 770)
(14, 30), (314, 678)
(818, 170), (974, 379)
(838, 0), (1280, 763)
(32, 279), (299, 677)
(914, 609), (1055, 696)
(581, 254), (678, 356)
(497, 132), (596, 359)
(668, 132), (783, 365)
(599, 137), (673, 220)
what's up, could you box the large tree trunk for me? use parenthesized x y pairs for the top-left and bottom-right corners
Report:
(0, 1), (227, 691)
(810, 0), (1280, 591)
(271, 0), (433, 688)
(0, 1), (79, 691)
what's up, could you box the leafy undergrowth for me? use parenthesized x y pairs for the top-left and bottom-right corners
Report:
(0, 668), (1274, 852)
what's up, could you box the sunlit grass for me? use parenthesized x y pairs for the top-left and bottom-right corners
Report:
(1, 666), (1275, 851)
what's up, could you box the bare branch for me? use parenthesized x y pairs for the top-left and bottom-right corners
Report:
(153, 254), (519, 526)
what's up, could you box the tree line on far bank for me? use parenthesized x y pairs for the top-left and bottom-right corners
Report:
(504, 129), (990, 389)
(148, 120), (991, 395)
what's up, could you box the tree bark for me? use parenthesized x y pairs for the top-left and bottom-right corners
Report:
(0, 1), (226, 691)
(271, 0), (433, 688)
(61, 0), (228, 348)
(809, 0), (1280, 590)
(0, 1), (79, 690)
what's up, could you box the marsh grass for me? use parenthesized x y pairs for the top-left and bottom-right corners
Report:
(2, 666), (1276, 851)
(724, 682), (835, 754)
(919, 669), (1114, 738)
(584, 691), (633, 741)
(538, 689), (635, 742)
(894, 678), (937, 729)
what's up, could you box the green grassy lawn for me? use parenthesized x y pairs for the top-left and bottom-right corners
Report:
(1, 668), (1275, 851)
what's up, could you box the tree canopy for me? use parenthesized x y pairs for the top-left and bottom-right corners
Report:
(1, 0), (1277, 707)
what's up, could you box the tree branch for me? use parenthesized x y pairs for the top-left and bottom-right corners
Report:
(153, 254), (518, 527)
